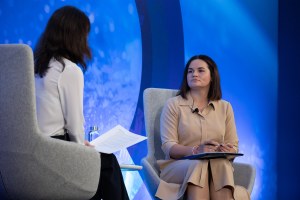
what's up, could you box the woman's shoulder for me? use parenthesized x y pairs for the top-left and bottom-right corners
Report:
(63, 58), (82, 71)
(164, 95), (189, 113)
(48, 58), (80, 72)
(165, 95), (184, 105)
(215, 99), (231, 105)
(162, 95), (183, 115)
(61, 58), (83, 77)
(212, 99), (233, 111)
(52, 58), (83, 85)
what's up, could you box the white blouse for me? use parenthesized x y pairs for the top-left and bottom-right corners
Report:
(35, 58), (85, 144)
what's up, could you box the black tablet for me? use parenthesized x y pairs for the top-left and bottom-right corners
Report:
(180, 152), (244, 160)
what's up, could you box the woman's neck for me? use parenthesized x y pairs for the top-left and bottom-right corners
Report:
(190, 89), (209, 111)
(190, 89), (208, 102)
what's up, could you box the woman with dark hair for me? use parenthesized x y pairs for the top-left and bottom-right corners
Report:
(34, 6), (129, 200)
(156, 55), (249, 200)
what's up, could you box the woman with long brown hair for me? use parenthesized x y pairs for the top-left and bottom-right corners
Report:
(156, 55), (249, 200)
(34, 6), (129, 200)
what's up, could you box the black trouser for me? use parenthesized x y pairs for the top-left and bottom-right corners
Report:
(51, 133), (129, 200)
(91, 153), (129, 200)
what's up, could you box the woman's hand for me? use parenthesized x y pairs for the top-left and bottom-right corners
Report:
(84, 140), (94, 147)
(192, 140), (220, 154)
(203, 140), (220, 152)
(218, 143), (236, 153)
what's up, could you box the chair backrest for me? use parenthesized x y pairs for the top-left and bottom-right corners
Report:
(0, 44), (40, 199)
(143, 88), (178, 170)
(0, 44), (39, 153)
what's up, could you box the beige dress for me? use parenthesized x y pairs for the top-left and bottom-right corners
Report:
(155, 93), (250, 200)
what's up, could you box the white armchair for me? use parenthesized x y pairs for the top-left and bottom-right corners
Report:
(141, 87), (256, 199)
(0, 44), (101, 200)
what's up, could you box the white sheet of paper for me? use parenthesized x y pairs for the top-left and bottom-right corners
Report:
(90, 125), (147, 154)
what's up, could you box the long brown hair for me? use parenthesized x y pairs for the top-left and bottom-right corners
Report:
(177, 55), (222, 101)
(34, 6), (92, 77)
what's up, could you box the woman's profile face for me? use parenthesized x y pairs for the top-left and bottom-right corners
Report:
(187, 59), (211, 90)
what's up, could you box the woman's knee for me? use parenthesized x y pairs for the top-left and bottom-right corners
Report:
(187, 184), (209, 200)
(210, 186), (233, 200)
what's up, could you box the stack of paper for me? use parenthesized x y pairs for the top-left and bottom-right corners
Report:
(90, 125), (147, 154)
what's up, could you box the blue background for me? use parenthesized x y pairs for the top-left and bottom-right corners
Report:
(180, 2), (277, 198)
(1, 0), (300, 199)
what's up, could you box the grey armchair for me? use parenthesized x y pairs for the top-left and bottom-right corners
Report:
(141, 88), (256, 199)
(0, 44), (101, 200)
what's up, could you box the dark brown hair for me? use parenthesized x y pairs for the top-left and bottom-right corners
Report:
(34, 5), (92, 77)
(177, 55), (222, 101)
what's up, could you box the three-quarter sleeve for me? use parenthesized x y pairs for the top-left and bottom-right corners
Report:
(224, 102), (238, 151)
(58, 64), (85, 144)
(160, 98), (179, 159)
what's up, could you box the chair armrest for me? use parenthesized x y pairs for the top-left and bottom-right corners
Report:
(1, 135), (101, 200)
(141, 157), (161, 196)
(233, 162), (256, 194)
(35, 136), (101, 197)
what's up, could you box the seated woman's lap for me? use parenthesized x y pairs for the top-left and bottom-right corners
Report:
(160, 160), (203, 184)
